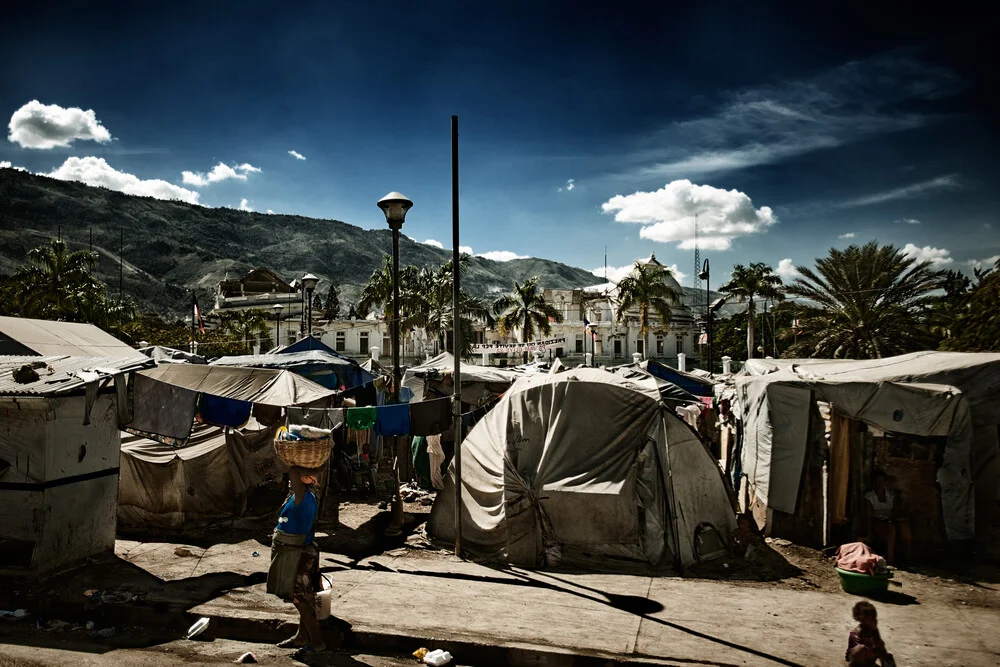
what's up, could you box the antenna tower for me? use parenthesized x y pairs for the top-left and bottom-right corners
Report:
(692, 214), (701, 294)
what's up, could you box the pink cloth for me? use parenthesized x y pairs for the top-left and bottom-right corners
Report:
(835, 541), (881, 575)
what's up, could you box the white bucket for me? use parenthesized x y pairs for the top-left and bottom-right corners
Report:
(315, 575), (332, 620)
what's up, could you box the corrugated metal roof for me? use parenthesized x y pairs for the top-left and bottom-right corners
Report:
(0, 355), (153, 396)
(0, 316), (146, 359)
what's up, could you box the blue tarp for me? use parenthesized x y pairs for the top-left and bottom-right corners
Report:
(641, 359), (715, 397)
(211, 348), (376, 390)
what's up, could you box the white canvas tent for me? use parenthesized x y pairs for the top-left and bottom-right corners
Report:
(429, 368), (736, 569)
(735, 352), (1000, 541)
(403, 352), (518, 403)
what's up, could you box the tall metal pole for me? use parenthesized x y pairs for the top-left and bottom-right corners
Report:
(387, 213), (405, 535)
(307, 288), (314, 337)
(119, 227), (124, 331)
(451, 115), (463, 557)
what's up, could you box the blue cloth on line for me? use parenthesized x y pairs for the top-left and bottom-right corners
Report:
(375, 403), (411, 437)
(199, 394), (252, 428)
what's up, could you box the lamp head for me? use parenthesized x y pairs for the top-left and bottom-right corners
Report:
(377, 192), (413, 230)
(301, 274), (319, 292)
(272, 303), (283, 312)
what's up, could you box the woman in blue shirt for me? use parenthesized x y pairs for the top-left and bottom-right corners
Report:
(267, 467), (324, 653)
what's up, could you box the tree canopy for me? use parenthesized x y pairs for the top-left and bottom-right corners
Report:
(718, 262), (783, 360)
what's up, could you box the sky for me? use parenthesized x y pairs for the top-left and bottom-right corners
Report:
(2, 2), (999, 287)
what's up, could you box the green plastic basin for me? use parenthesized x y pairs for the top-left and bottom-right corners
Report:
(835, 567), (893, 595)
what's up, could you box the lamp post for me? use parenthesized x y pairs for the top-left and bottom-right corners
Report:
(272, 303), (283, 349)
(698, 259), (711, 373)
(378, 191), (413, 536)
(301, 274), (318, 338)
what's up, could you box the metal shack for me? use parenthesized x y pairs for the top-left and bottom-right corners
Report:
(0, 317), (151, 575)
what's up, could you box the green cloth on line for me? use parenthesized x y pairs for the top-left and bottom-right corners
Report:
(411, 435), (431, 490)
(346, 406), (377, 430)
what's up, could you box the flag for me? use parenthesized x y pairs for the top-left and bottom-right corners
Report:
(698, 332), (708, 345)
(583, 317), (597, 341)
(193, 298), (206, 334)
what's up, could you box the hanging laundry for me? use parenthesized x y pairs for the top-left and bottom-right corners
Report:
(346, 406), (377, 430)
(199, 394), (252, 428)
(375, 403), (410, 437)
(427, 434), (446, 490)
(287, 406), (345, 430)
(460, 405), (489, 430)
(128, 374), (198, 442)
(253, 402), (283, 427)
(344, 382), (378, 406)
(409, 397), (452, 436)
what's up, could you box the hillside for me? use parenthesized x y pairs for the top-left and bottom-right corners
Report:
(0, 169), (610, 314)
(0, 168), (722, 318)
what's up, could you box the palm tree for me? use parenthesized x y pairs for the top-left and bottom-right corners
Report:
(785, 242), (944, 359)
(406, 259), (489, 356)
(222, 309), (270, 353)
(357, 254), (419, 323)
(718, 262), (783, 359)
(492, 277), (562, 362)
(615, 262), (679, 359)
(14, 238), (103, 320)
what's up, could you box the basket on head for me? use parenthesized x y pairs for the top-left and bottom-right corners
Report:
(274, 434), (332, 469)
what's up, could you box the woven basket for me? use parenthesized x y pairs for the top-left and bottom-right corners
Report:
(274, 435), (332, 469)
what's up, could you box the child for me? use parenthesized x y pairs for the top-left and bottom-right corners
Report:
(846, 601), (894, 666)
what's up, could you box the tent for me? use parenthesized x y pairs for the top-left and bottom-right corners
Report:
(0, 315), (146, 359)
(734, 352), (1000, 542)
(119, 421), (284, 529)
(211, 349), (375, 390)
(609, 363), (701, 407)
(428, 368), (737, 569)
(136, 364), (338, 406)
(403, 352), (518, 404)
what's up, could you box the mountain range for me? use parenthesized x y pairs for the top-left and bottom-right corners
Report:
(0, 168), (723, 318)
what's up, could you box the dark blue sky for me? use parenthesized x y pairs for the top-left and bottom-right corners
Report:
(2, 2), (998, 284)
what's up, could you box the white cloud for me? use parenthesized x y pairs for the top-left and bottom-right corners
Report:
(479, 250), (529, 262)
(840, 175), (960, 208)
(8, 100), (112, 149)
(288, 150), (306, 160)
(590, 260), (687, 284)
(238, 198), (253, 212)
(266, 209), (274, 214)
(985, 223), (993, 230)
(622, 56), (958, 180)
(839, 232), (856, 239)
(602, 179), (776, 250)
(46, 156), (200, 204)
(421, 239), (444, 249)
(902, 243), (952, 265)
(459, 245), (474, 256)
(895, 218), (921, 225)
(776, 258), (801, 278)
(558, 178), (576, 192)
(182, 162), (260, 186)
(0, 161), (9, 168)
(968, 255), (1000, 269)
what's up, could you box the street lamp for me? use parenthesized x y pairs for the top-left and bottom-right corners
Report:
(698, 259), (711, 373)
(272, 303), (283, 348)
(301, 274), (318, 338)
(377, 191), (413, 537)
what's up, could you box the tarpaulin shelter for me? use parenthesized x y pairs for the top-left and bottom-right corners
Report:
(0, 315), (146, 359)
(136, 364), (338, 407)
(609, 363), (701, 407)
(211, 350), (375, 390)
(138, 345), (207, 365)
(734, 352), (1000, 543)
(429, 368), (736, 569)
(638, 358), (715, 397)
(119, 421), (285, 529)
(403, 352), (518, 404)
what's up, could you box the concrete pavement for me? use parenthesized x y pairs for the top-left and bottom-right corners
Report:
(177, 544), (1000, 667)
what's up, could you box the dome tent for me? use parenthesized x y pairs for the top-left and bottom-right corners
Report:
(428, 368), (736, 570)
